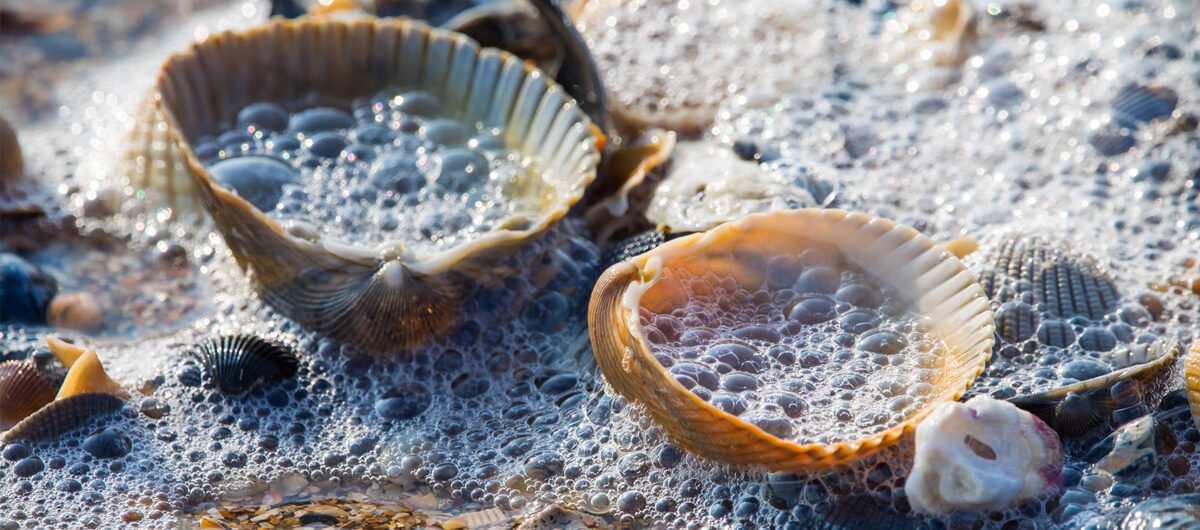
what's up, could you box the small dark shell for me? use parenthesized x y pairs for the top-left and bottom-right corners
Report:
(1112, 83), (1178, 127)
(981, 236), (1119, 321)
(0, 393), (125, 443)
(0, 360), (56, 429)
(188, 335), (298, 396)
(0, 252), (58, 325)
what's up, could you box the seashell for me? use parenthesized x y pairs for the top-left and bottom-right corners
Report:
(600, 230), (672, 269)
(0, 392), (125, 443)
(134, 18), (598, 352)
(978, 235), (1119, 322)
(45, 335), (85, 368)
(644, 140), (836, 234)
(583, 129), (676, 245)
(1083, 415), (1164, 488)
(905, 395), (1063, 515)
(47, 337), (129, 399)
(188, 335), (299, 396)
(0, 360), (56, 430)
(1186, 339), (1199, 430)
(943, 236), (978, 259)
(0, 252), (58, 325)
(46, 291), (104, 334)
(588, 209), (993, 471)
(1009, 339), (1180, 438)
(1111, 83), (1178, 128)
(793, 494), (921, 529)
(0, 114), (22, 184)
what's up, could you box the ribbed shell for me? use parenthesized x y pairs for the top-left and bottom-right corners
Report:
(588, 209), (994, 472)
(1009, 339), (1180, 438)
(0, 393), (125, 443)
(1186, 340), (1199, 430)
(0, 360), (56, 430)
(979, 236), (1119, 322)
(189, 335), (298, 396)
(137, 17), (599, 352)
(601, 230), (669, 269)
(1111, 83), (1178, 127)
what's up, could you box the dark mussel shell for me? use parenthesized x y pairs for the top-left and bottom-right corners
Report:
(978, 235), (1119, 322)
(600, 229), (691, 269)
(1009, 339), (1180, 439)
(0, 392), (125, 443)
(188, 335), (298, 396)
(0, 252), (58, 325)
(0, 360), (56, 429)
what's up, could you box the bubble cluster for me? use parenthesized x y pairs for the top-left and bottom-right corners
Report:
(198, 90), (549, 253)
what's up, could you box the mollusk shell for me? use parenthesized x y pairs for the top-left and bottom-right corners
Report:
(189, 335), (299, 396)
(1187, 339), (1199, 429)
(587, 208), (994, 471)
(138, 17), (598, 352)
(0, 392), (125, 443)
(1009, 339), (1180, 438)
(0, 360), (56, 430)
(978, 235), (1119, 322)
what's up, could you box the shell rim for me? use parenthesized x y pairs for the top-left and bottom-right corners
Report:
(610, 208), (995, 465)
(150, 16), (601, 276)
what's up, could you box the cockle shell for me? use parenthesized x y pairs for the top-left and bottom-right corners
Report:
(1186, 339), (1199, 429)
(133, 17), (598, 352)
(0, 360), (56, 430)
(188, 335), (299, 396)
(0, 393), (125, 443)
(587, 209), (993, 471)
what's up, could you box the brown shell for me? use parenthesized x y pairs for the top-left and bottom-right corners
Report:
(588, 208), (994, 472)
(0, 392), (125, 443)
(0, 360), (56, 430)
(1187, 339), (1200, 430)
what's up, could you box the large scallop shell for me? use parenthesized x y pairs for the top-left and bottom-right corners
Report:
(0, 360), (56, 430)
(134, 17), (598, 352)
(588, 208), (994, 471)
(1187, 339), (1199, 430)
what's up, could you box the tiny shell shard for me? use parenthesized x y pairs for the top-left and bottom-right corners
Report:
(588, 208), (993, 471)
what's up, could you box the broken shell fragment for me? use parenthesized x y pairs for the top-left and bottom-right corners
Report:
(47, 337), (129, 399)
(137, 17), (598, 352)
(45, 335), (85, 368)
(905, 395), (1063, 515)
(0, 360), (56, 430)
(588, 208), (993, 471)
(1009, 339), (1179, 439)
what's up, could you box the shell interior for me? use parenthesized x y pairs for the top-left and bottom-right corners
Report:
(589, 208), (993, 471)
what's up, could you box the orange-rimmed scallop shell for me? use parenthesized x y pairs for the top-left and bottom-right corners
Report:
(588, 208), (994, 471)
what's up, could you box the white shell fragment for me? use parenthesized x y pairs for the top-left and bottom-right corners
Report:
(906, 395), (1064, 515)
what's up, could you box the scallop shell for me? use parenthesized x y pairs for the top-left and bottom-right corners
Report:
(978, 235), (1119, 324)
(1009, 339), (1180, 439)
(1186, 339), (1199, 430)
(188, 335), (299, 396)
(0, 360), (56, 430)
(588, 209), (994, 471)
(135, 17), (598, 352)
(0, 392), (125, 443)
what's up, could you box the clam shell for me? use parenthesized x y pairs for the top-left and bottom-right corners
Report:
(588, 209), (993, 471)
(0, 360), (56, 430)
(0, 392), (125, 443)
(1009, 339), (1180, 438)
(1187, 339), (1199, 430)
(138, 17), (598, 352)
(189, 335), (299, 396)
